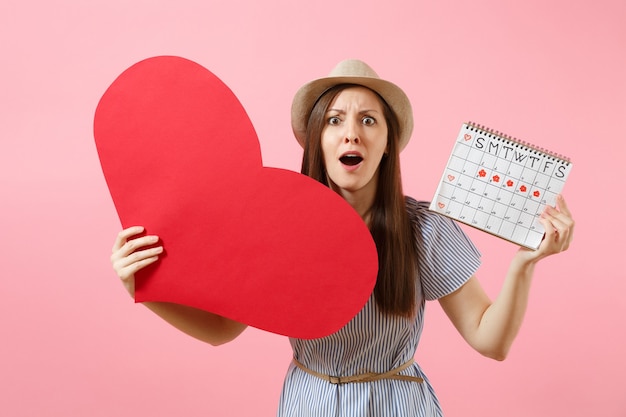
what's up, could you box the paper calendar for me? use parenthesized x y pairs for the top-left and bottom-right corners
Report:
(429, 122), (572, 249)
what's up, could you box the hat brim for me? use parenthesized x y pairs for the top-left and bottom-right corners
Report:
(291, 75), (413, 151)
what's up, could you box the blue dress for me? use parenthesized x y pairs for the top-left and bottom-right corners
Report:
(277, 198), (481, 417)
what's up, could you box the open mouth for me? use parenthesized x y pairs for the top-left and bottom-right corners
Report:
(339, 155), (363, 166)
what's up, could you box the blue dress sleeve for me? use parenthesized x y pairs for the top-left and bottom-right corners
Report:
(407, 197), (482, 301)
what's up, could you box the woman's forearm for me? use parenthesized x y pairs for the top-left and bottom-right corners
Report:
(143, 302), (248, 346)
(475, 254), (536, 360)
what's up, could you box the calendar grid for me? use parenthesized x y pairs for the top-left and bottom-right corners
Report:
(430, 122), (572, 249)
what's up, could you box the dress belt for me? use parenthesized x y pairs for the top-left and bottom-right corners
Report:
(292, 357), (424, 385)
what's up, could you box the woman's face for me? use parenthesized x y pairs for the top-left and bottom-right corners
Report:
(321, 86), (388, 199)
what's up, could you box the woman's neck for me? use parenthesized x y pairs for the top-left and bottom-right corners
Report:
(330, 183), (376, 227)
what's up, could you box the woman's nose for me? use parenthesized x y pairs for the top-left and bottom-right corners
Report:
(343, 120), (360, 144)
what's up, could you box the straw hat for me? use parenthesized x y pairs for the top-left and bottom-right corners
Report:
(291, 59), (413, 151)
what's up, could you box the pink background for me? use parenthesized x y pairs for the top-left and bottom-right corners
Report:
(1, 1), (624, 416)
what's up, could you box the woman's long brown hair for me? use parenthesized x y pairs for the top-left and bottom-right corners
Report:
(301, 84), (418, 318)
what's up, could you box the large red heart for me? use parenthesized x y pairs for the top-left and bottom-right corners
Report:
(94, 56), (378, 339)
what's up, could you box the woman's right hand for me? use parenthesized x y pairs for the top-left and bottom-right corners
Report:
(110, 226), (163, 298)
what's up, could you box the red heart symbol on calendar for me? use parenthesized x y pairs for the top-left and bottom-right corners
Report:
(464, 133), (472, 141)
(94, 56), (378, 339)
(447, 174), (455, 181)
(438, 202), (445, 209)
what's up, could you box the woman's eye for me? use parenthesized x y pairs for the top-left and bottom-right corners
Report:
(362, 116), (376, 126)
(328, 116), (341, 125)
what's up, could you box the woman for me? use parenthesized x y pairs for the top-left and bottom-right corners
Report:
(111, 60), (574, 416)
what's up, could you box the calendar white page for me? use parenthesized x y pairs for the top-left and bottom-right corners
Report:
(429, 122), (573, 249)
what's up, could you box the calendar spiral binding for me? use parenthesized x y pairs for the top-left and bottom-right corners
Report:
(466, 121), (571, 165)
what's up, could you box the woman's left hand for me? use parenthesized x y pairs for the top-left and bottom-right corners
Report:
(520, 194), (575, 263)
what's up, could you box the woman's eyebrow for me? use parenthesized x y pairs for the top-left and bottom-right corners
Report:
(326, 108), (345, 114)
